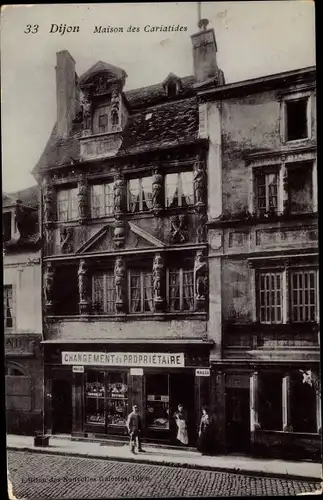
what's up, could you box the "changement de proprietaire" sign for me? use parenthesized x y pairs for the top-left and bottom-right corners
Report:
(62, 351), (185, 368)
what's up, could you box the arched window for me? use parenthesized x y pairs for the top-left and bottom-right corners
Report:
(5, 363), (25, 376)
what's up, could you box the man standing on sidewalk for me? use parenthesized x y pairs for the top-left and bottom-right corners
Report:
(126, 404), (145, 454)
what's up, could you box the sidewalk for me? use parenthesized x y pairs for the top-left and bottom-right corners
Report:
(7, 434), (322, 481)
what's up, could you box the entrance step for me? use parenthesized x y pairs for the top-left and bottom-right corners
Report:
(51, 434), (197, 452)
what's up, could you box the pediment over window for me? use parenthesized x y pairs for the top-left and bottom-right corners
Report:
(79, 61), (128, 88)
(76, 221), (165, 254)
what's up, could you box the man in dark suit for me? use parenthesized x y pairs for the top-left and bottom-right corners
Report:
(126, 404), (145, 454)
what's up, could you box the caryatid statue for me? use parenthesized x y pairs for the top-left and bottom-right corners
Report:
(114, 256), (126, 312)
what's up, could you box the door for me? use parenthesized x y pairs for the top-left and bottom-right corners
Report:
(170, 372), (195, 445)
(52, 379), (72, 434)
(226, 388), (250, 453)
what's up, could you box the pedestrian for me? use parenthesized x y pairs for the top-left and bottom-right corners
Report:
(126, 404), (145, 454)
(173, 403), (188, 445)
(197, 406), (215, 455)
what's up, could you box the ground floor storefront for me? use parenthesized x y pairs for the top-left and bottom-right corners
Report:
(212, 364), (322, 461)
(43, 341), (212, 446)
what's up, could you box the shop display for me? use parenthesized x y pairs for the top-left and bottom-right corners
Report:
(107, 380), (128, 427)
(85, 373), (105, 426)
(146, 395), (170, 429)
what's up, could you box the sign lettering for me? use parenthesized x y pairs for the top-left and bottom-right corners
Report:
(195, 368), (210, 377)
(62, 352), (185, 368)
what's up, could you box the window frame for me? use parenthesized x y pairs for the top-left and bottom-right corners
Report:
(92, 270), (116, 315)
(91, 182), (114, 218)
(281, 91), (312, 144)
(286, 161), (314, 215)
(165, 171), (194, 209)
(257, 270), (283, 324)
(4, 284), (15, 329)
(56, 186), (78, 222)
(128, 268), (154, 314)
(254, 168), (279, 215)
(166, 262), (195, 312)
(289, 268), (319, 323)
(127, 176), (153, 213)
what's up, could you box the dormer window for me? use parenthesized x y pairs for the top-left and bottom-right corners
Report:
(93, 105), (109, 134)
(167, 82), (177, 97)
(163, 73), (181, 99)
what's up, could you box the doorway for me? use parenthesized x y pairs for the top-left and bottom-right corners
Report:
(226, 388), (250, 453)
(52, 379), (72, 434)
(170, 372), (195, 445)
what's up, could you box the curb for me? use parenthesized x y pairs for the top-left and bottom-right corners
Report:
(7, 446), (322, 482)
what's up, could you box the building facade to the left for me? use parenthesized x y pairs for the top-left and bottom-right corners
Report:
(3, 186), (43, 434)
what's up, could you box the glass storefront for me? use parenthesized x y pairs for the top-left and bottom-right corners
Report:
(146, 374), (170, 430)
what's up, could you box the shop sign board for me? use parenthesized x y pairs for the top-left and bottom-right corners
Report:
(72, 365), (84, 373)
(130, 368), (143, 376)
(195, 368), (210, 377)
(62, 352), (185, 368)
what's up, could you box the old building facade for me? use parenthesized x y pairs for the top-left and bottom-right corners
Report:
(3, 186), (43, 434)
(202, 67), (319, 459)
(32, 20), (319, 459)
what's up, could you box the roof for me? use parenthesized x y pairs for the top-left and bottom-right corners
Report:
(3, 184), (39, 209)
(79, 61), (127, 85)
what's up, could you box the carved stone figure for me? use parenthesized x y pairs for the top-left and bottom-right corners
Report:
(170, 215), (188, 244)
(196, 210), (208, 243)
(152, 169), (164, 214)
(110, 88), (120, 126)
(78, 259), (90, 314)
(113, 172), (125, 214)
(60, 227), (74, 254)
(44, 263), (55, 312)
(77, 178), (88, 221)
(153, 253), (164, 310)
(113, 219), (127, 248)
(194, 250), (208, 310)
(193, 161), (206, 206)
(114, 256), (125, 312)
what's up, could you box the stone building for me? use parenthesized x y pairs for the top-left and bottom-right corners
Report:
(3, 186), (43, 434)
(32, 19), (319, 459)
(32, 23), (222, 443)
(202, 66), (319, 460)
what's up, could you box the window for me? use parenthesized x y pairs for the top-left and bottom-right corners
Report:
(286, 98), (309, 141)
(128, 177), (153, 212)
(91, 182), (114, 217)
(93, 105), (110, 134)
(167, 262), (194, 312)
(255, 171), (278, 215)
(106, 372), (128, 427)
(167, 82), (177, 97)
(85, 371), (105, 426)
(4, 285), (14, 328)
(258, 272), (282, 324)
(259, 373), (282, 431)
(128, 269), (154, 313)
(92, 271), (115, 314)
(146, 374), (170, 430)
(2, 212), (12, 242)
(290, 269), (318, 322)
(287, 163), (313, 214)
(57, 187), (78, 221)
(165, 172), (194, 208)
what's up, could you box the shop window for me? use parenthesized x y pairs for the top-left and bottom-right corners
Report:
(165, 171), (194, 208)
(255, 171), (278, 215)
(290, 371), (316, 433)
(3, 212), (12, 242)
(91, 182), (114, 217)
(167, 259), (194, 312)
(57, 187), (78, 221)
(106, 372), (128, 427)
(4, 285), (14, 328)
(290, 269), (318, 323)
(127, 177), (153, 212)
(85, 371), (105, 426)
(259, 373), (282, 431)
(128, 269), (154, 313)
(286, 98), (309, 142)
(92, 271), (115, 314)
(287, 163), (313, 214)
(257, 271), (283, 324)
(146, 374), (170, 430)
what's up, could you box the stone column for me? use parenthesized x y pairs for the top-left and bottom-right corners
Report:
(77, 177), (89, 223)
(282, 374), (293, 432)
(153, 253), (164, 312)
(250, 371), (260, 431)
(44, 262), (55, 314)
(78, 259), (90, 314)
(114, 256), (126, 313)
(152, 168), (164, 215)
(194, 250), (207, 311)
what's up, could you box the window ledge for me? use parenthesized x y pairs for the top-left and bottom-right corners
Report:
(46, 312), (208, 322)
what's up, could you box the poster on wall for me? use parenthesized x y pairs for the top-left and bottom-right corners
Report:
(2, 2), (320, 499)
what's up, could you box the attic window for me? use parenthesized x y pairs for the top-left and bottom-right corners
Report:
(167, 82), (177, 97)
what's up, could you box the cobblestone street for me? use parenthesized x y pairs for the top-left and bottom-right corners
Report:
(8, 451), (321, 498)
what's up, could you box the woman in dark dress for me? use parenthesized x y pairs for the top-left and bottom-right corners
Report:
(197, 407), (215, 455)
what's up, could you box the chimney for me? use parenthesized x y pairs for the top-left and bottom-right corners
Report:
(56, 50), (76, 138)
(191, 19), (224, 85)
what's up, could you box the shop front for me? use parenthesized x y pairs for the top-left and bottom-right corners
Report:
(43, 342), (212, 445)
